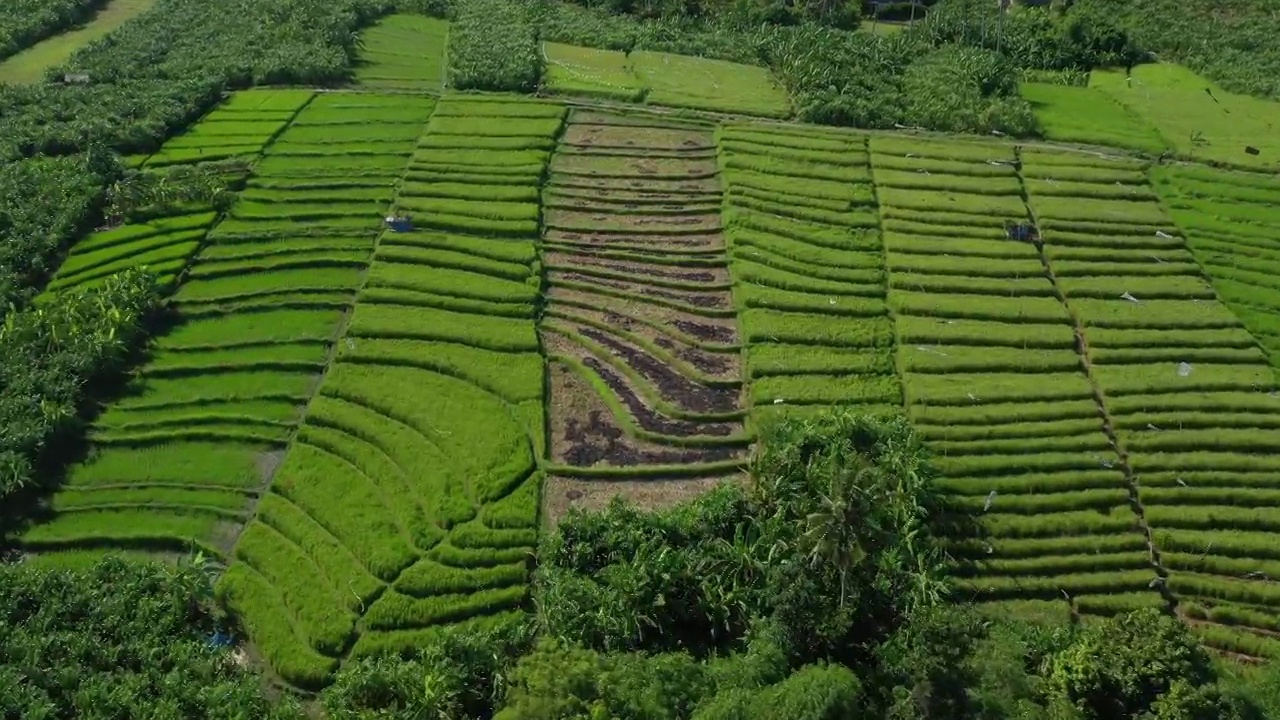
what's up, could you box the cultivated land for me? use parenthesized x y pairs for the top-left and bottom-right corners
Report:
(15, 12), (1280, 686)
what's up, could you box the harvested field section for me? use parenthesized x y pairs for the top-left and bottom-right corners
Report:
(1130, 161), (1280, 655)
(543, 110), (750, 520)
(718, 123), (899, 429)
(868, 137), (1159, 620)
(217, 95), (560, 686)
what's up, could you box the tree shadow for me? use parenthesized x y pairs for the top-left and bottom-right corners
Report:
(0, 304), (181, 551)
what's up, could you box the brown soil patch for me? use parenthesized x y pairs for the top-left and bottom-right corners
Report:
(568, 109), (712, 132)
(548, 286), (740, 345)
(562, 122), (714, 151)
(547, 361), (744, 467)
(541, 473), (748, 531)
(545, 228), (725, 252)
(550, 175), (722, 194)
(558, 146), (717, 160)
(572, 326), (742, 414)
(555, 305), (741, 380)
(550, 153), (720, 180)
(544, 209), (723, 234)
(545, 195), (720, 215)
(544, 251), (730, 285)
(543, 333), (743, 434)
(546, 270), (731, 309)
(547, 186), (722, 206)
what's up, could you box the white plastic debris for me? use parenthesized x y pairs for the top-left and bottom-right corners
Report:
(983, 490), (997, 512)
(772, 398), (784, 405)
(1121, 291), (1140, 303)
(1147, 423), (1161, 431)
(1177, 362), (1193, 377)
(1151, 255), (1166, 263)
(967, 392), (979, 403)
(1176, 477), (1188, 487)
(1100, 458), (1115, 469)
(1156, 230), (1173, 239)
(828, 298), (837, 305)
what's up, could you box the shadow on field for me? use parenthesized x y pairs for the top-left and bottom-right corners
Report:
(0, 306), (180, 551)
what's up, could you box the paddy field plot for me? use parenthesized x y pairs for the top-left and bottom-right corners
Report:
(354, 14), (448, 91)
(718, 122), (900, 427)
(540, 109), (751, 521)
(141, 88), (314, 168)
(41, 88), (314, 297)
(1091, 64), (1280, 169)
(1153, 163), (1280, 379)
(19, 93), (434, 594)
(1024, 147), (1280, 656)
(868, 136), (1162, 622)
(542, 42), (644, 102)
(214, 95), (560, 689)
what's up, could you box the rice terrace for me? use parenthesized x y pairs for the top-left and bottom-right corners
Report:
(5, 0), (1280, 717)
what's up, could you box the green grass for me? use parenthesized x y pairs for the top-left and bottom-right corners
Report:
(1091, 63), (1280, 169)
(1021, 82), (1167, 155)
(631, 50), (791, 118)
(355, 14), (448, 91)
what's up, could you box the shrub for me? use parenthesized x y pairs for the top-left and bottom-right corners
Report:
(691, 663), (864, 720)
(0, 556), (304, 720)
(901, 45), (1036, 135)
(0, 269), (159, 506)
(1044, 609), (1232, 718)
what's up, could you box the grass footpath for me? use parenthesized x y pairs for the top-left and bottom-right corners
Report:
(0, 0), (156, 84)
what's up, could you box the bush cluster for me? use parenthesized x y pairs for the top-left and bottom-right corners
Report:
(0, 269), (159, 507)
(448, 0), (543, 92)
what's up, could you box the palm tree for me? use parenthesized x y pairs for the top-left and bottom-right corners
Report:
(798, 456), (879, 607)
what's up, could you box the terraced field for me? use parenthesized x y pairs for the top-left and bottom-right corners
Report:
(1147, 164), (1280, 658)
(540, 110), (751, 518)
(21, 91), (434, 568)
(215, 95), (557, 688)
(16, 30), (1280, 685)
(865, 136), (1161, 619)
(718, 122), (900, 427)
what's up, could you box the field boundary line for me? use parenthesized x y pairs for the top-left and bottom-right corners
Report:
(863, 135), (908, 417)
(1013, 146), (1175, 615)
